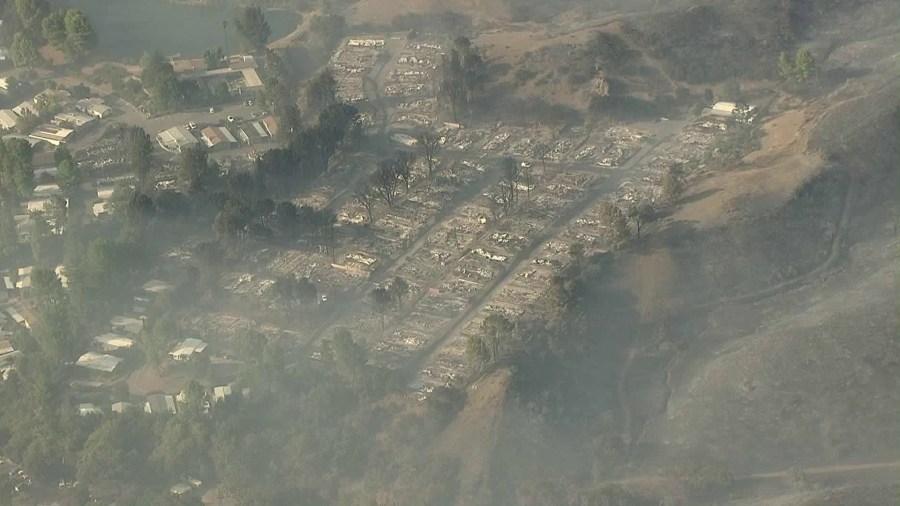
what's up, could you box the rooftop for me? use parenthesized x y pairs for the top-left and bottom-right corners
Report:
(0, 109), (19, 129)
(241, 68), (263, 88)
(77, 403), (102, 416)
(76, 352), (123, 373)
(93, 333), (134, 350)
(111, 401), (134, 413)
(169, 337), (208, 359)
(110, 315), (144, 334)
(142, 279), (174, 294)
(157, 126), (199, 152)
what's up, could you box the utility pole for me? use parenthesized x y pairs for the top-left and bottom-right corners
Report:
(222, 20), (230, 67)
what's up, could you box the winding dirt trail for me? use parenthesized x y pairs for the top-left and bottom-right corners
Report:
(617, 172), (858, 455)
(598, 459), (900, 489)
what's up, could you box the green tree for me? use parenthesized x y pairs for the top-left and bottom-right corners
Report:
(0, 199), (17, 256)
(62, 9), (96, 60)
(76, 414), (153, 484)
(32, 291), (80, 364)
(203, 47), (224, 70)
(234, 6), (271, 51)
(1, 138), (35, 198)
(141, 315), (177, 367)
(15, 0), (49, 35)
(30, 211), (51, 265)
(104, 182), (134, 218)
(11, 32), (40, 69)
(549, 273), (582, 314)
(234, 328), (267, 363)
(34, 91), (64, 120)
(56, 157), (80, 193)
(46, 194), (68, 234)
(306, 69), (337, 114)
(178, 144), (218, 194)
(661, 164), (685, 203)
(122, 192), (155, 241)
(793, 47), (815, 82)
(122, 126), (154, 186)
(41, 10), (67, 48)
(140, 52), (184, 112)
(324, 329), (368, 388)
(151, 417), (209, 477)
(777, 51), (794, 80)
(600, 201), (629, 243)
(179, 379), (207, 417)
(481, 313), (514, 363)
(309, 14), (346, 49)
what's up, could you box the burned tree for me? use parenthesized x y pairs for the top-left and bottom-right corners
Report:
(353, 181), (377, 223)
(533, 143), (550, 175)
(627, 201), (656, 239)
(370, 286), (392, 331)
(388, 276), (409, 309)
(394, 150), (416, 193)
(371, 160), (401, 208)
(520, 163), (534, 202)
(500, 157), (521, 212)
(416, 129), (442, 176)
(439, 36), (487, 120)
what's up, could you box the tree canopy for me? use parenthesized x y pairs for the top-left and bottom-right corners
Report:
(234, 6), (271, 51)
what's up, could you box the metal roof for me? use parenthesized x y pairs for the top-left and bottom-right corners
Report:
(76, 352), (123, 372)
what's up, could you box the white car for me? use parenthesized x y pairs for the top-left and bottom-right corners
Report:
(227, 115), (235, 123)
(209, 107), (216, 113)
(188, 122), (197, 130)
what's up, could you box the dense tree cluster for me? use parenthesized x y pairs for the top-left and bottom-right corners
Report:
(0, 138), (35, 200)
(121, 126), (155, 188)
(254, 102), (360, 191)
(41, 9), (96, 60)
(309, 14), (346, 49)
(202, 47), (225, 70)
(140, 52), (190, 113)
(11, 31), (41, 68)
(777, 47), (816, 82)
(567, 31), (635, 85)
(306, 69), (337, 115)
(234, 6), (271, 51)
(439, 36), (487, 120)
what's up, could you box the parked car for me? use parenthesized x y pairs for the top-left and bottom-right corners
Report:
(209, 107), (216, 113)
(227, 115), (236, 123)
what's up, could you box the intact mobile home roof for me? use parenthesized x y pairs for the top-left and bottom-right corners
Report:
(76, 352), (123, 373)
(93, 333), (134, 350)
